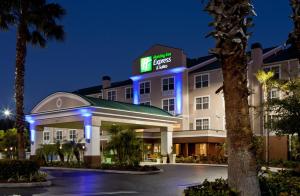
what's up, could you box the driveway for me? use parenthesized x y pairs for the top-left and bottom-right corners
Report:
(0, 164), (227, 196)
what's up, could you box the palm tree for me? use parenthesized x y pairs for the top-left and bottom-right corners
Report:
(205, 1), (261, 195)
(288, 0), (300, 56)
(0, 0), (65, 159)
(256, 70), (275, 164)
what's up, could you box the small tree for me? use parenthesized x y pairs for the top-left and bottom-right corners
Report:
(106, 125), (142, 166)
(39, 144), (57, 163)
(256, 69), (276, 163)
(269, 79), (300, 160)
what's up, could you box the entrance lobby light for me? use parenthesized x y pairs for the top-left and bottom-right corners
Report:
(79, 108), (92, 117)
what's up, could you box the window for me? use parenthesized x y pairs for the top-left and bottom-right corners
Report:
(140, 101), (151, 106)
(196, 96), (209, 110)
(162, 77), (174, 91)
(162, 98), (175, 114)
(43, 132), (50, 143)
(56, 130), (63, 142)
(69, 130), (76, 141)
(195, 74), (209, 88)
(264, 65), (280, 79)
(99, 92), (103, 99)
(107, 90), (116, 101)
(125, 87), (133, 99)
(265, 115), (278, 129)
(196, 118), (210, 130)
(269, 88), (279, 99)
(139, 81), (150, 95)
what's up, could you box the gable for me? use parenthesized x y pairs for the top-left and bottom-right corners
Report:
(32, 92), (91, 114)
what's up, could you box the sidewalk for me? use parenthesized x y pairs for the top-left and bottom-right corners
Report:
(140, 162), (287, 171)
(140, 161), (227, 167)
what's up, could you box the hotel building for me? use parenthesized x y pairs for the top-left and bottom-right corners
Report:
(27, 43), (297, 166)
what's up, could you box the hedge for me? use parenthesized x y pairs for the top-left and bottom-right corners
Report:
(0, 160), (40, 180)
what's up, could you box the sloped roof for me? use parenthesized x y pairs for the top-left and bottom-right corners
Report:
(189, 46), (277, 74)
(73, 85), (102, 95)
(264, 46), (299, 64)
(77, 94), (174, 117)
(186, 55), (215, 68)
(73, 79), (132, 95)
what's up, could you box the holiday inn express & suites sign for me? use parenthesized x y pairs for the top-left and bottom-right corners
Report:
(140, 52), (172, 73)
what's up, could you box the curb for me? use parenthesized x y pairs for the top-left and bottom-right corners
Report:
(41, 167), (163, 175)
(0, 180), (51, 188)
(169, 163), (228, 167)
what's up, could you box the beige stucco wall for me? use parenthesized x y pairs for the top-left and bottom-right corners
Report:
(42, 127), (84, 144)
(188, 69), (225, 131)
(102, 84), (133, 103)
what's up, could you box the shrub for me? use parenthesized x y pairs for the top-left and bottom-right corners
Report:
(259, 170), (300, 195)
(184, 178), (238, 196)
(98, 163), (159, 171)
(0, 160), (40, 180)
(106, 126), (142, 166)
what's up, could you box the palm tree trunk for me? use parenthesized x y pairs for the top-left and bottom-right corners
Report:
(223, 56), (261, 195)
(15, 14), (27, 160)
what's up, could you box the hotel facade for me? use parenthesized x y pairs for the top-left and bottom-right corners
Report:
(27, 43), (297, 166)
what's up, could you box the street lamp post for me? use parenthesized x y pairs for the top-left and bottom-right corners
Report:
(2, 109), (12, 118)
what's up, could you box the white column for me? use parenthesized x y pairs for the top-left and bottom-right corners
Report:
(30, 124), (43, 156)
(85, 126), (101, 156)
(161, 127), (173, 158)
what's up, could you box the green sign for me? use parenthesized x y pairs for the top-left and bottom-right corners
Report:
(140, 56), (153, 73)
(140, 52), (172, 73)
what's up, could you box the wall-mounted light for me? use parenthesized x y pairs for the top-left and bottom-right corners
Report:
(79, 108), (92, 143)
(25, 115), (35, 144)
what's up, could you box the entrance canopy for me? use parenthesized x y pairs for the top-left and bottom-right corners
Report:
(27, 92), (181, 166)
(28, 92), (181, 128)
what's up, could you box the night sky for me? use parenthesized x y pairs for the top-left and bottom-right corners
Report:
(0, 0), (292, 115)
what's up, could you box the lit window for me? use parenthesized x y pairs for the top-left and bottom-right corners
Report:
(107, 90), (116, 101)
(43, 132), (50, 143)
(269, 89), (279, 99)
(56, 130), (63, 142)
(196, 118), (210, 130)
(140, 101), (151, 106)
(139, 81), (151, 95)
(264, 65), (280, 79)
(195, 74), (209, 88)
(69, 130), (76, 141)
(162, 77), (174, 91)
(162, 98), (175, 114)
(196, 96), (209, 110)
(125, 87), (133, 99)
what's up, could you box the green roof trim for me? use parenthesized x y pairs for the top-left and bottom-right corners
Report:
(76, 94), (174, 117)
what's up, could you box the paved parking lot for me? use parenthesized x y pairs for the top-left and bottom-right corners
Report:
(0, 164), (227, 196)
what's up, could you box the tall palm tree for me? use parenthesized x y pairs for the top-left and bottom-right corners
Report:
(205, 0), (261, 195)
(0, 0), (65, 159)
(288, 0), (300, 56)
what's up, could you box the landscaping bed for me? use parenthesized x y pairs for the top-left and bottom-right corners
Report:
(176, 155), (227, 165)
(97, 163), (160, 172)
(184, 170), (300, 196)
(42, 161), (160, 172)
(0, 160), (49, 186)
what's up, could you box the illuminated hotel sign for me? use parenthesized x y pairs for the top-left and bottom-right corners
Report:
(140, 52), (172, 73)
